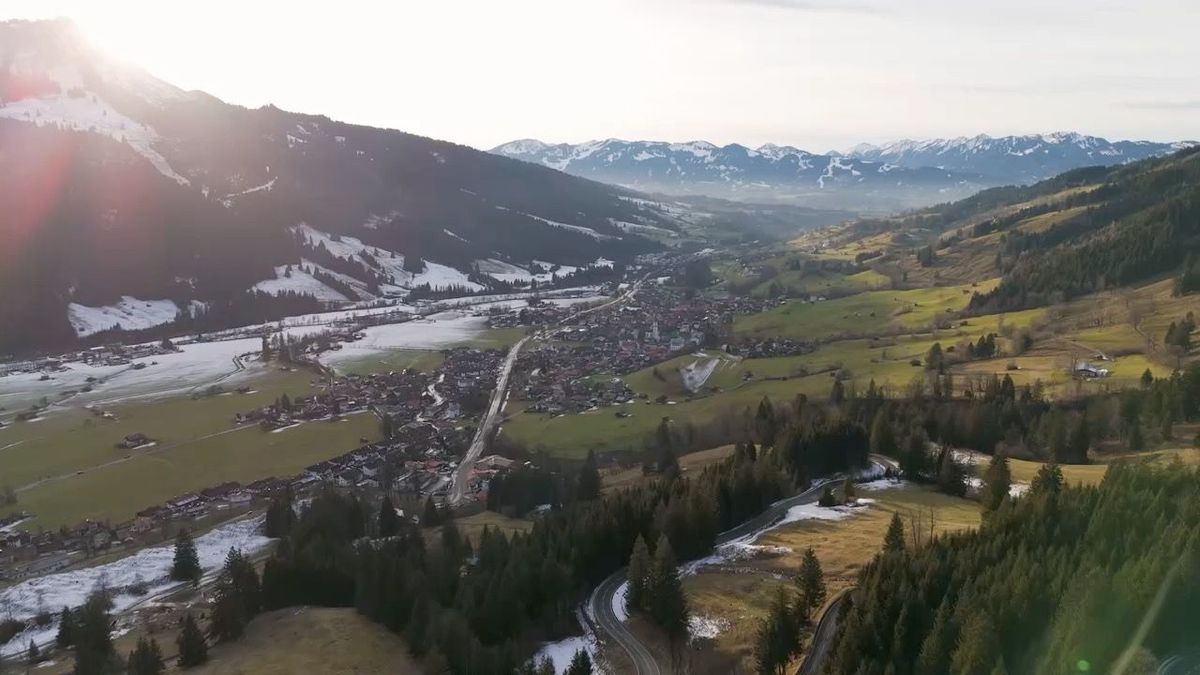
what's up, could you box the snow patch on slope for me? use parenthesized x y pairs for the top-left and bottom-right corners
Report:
(0, 94), (188, 185)
(67, 297), (179, 337)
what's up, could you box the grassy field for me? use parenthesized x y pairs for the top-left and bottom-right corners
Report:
(734, 280), (999, 342)
(332, 348), (447, 376)
(684, 483), (981, 671)
(453, 510), (534, 545)
(0, 367), (380, 529)
(601, 445), (736, 492)
(748, 268), (891, 300)
(193, 607), (420, 675)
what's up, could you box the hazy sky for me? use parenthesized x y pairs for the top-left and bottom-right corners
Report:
(5, 0), (1199, 151)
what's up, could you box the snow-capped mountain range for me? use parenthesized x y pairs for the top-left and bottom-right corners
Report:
(493, 133), (1196, 209)
(846, 132), (1197, 184)
(491, 138), (977, 210)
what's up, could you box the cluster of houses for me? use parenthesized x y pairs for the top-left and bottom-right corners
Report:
(0, 341), (179, 380)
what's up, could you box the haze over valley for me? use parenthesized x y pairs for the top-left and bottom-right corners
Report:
(1, 5), (1198, 675)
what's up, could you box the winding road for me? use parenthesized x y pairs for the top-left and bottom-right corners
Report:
(588, 457), (892, 674)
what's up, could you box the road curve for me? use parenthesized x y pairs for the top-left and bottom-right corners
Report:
(590, 570), (662, 675)
(590, 458), (888, 673)
(797, 591), (849, 675)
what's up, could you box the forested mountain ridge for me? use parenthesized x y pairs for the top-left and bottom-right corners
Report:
(809, 146), (1200, 313)
(0, 19), (706, 354)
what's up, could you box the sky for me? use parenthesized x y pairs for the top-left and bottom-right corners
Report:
(4, 0), (1198, 152)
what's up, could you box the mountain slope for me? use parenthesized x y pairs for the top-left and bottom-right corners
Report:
(491, 138), (980, 210)
(847, 132), (1196, 184)
(0, 20), (700, 354)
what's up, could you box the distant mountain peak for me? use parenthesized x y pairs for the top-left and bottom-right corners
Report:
(848, 132), (1195, 182)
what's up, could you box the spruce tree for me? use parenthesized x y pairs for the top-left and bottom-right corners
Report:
(576, 451), (602, 501)
(870, 409), (897, 458)
(208, 548), (259, 644)
(648, 535), (689, 644)
(127, 637), (164, 675)
(1030, 462), (1064, 496)
(422, 496), (440, 527)
(950, 612), (1000, 675)
(626, 534), (651, 613)
(176, 614), (208, 668)
(378, 495), (400, 537)
(171, 529), (201, 585)
(796, 548), (826, 615)
(57, 606), (76, 648)
(884, 512), (906, 552)
(818, 485), (837, 507)
(73, 593), (116, 675)
(566, 648), (593, 675)
(980, 454), (1012, 514)
(27, 639), (40, 665)
(405, 593), (433, 656)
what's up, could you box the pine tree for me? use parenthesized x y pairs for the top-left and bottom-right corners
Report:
(626, 534), (651, 613)
(27, 639), (40, 665)
(171, 529), (201, 585)
(796, 548), (826, 615)
(57, 606), (76, 648)
(127, 637), (165, 675)
(566, 648), (593, 675)
(884, 512), (906, 552)
(980, 454), (1012, 514)
(378, 495), (400, 537)
(176, 614), (208, 668)
(576, 451), (602, 501)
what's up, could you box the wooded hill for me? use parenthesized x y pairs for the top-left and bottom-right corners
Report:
(817, 146), (1200, 312)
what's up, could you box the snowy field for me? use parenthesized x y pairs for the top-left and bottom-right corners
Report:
(318, 314), (493, 368)
(67, 297), (181, 338)
(0, 338), (264, 414)
(0, 516), (273, 656)
(533, 630), (605, 675)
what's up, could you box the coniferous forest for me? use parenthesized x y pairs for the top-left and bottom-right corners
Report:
(824, 461), (1200, 675)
